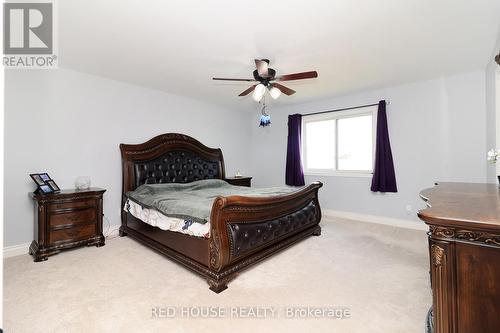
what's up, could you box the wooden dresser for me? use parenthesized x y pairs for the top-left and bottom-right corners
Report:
(418, 182), (500, 333)
(29, 188), (106, 261)
(224, 176), (252, 187)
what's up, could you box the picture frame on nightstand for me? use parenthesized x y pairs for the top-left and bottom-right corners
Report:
(38, 184), (53, 194)
(46, 180), (60, 192)
(39, 173), (51, 182)
(29, 173), (61, 194)
(30, 174), (46, 186)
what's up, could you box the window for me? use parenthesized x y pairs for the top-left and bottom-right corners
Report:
(302, 106), (376, 176)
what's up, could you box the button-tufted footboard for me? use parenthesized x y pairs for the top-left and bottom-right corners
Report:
(207, 182), (323, 293)
(227, 201), (318, 261)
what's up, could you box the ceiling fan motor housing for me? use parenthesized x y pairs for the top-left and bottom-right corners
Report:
(253, 68), (276, 84)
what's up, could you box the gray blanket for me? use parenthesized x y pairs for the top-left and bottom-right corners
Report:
(126, 179), (299, 224)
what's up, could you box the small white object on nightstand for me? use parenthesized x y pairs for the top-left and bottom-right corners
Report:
(75, 176), (91, 189)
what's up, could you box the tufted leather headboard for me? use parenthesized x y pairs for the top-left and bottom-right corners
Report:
(133, 150), (222, 188)
(120, 133), (225, 196)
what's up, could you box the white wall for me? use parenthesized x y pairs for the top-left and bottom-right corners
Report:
(4, 68), (252, 247)
(249, 70), (487, 221)
(4, 68), (491, 245)
(486, 33), (500, 181)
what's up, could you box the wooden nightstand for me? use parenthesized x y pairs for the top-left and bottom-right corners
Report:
(29, 188), (106, 262)
(225, 176), (252, 187)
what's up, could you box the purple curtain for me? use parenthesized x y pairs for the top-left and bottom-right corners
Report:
(285, 114), (305, 186)
(371, 100), (397, 192)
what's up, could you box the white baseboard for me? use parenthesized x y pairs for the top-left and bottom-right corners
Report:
(4, 242), (31, 258)
(322, 209), (428, 231)
(4, 225), (122, 259)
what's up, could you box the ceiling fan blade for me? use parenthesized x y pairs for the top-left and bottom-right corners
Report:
(271, 83), (296, 96)
(255, 59), (270, 78)
(213, 77), (256, 82)
(238, 85), (257, 96)
(275, 71), (318, 81)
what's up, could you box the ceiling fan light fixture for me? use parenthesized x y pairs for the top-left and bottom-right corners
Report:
(253, 83), (266, 101)
(252, 90), (263, 102)
(255, 83), (266, 95)
(269, 86), (281, 99)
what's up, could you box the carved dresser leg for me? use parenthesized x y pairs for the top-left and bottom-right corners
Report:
(29, 240), (49, 262)
(31, 249), (50, 262)
(95, 234), (105, 247)
(34, 254), (49, 262)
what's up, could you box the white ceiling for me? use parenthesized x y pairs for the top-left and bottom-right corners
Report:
(59, 0), (500, 111)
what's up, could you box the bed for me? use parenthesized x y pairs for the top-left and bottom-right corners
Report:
(119, 133), (323, 293)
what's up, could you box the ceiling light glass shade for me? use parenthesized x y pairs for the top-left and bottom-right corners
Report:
(254, 83), (266, 96)
(252, 90), (263, 102)
(253, 83), (266, 101)
(269, 86), (281, 99)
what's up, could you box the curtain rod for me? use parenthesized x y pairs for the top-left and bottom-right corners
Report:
(301, 100), (389, 117)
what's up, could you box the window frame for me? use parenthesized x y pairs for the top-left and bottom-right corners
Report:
(302, 106), (377, 177)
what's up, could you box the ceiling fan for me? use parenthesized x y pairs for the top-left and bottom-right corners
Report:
(213, 59), (318, 101)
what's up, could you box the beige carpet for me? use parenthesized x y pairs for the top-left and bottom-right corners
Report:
(4, 218), (431, 333)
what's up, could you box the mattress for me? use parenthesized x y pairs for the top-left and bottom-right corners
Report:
(126, 179), (298, 224)
(124, 179), (299, 239)
(124, 199), (210, 238)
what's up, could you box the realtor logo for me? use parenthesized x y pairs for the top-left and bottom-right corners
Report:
(3, 1), (57, 68)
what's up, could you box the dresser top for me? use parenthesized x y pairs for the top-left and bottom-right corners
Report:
(418, 182), (500, 231)
(30, 187), (106, 200)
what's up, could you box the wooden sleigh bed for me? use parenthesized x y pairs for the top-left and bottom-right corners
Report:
(119, 133), (322, 293)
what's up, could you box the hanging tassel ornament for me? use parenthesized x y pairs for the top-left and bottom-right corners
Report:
(259, 98), (271, 127)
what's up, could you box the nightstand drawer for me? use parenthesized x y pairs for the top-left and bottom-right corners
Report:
(49, 224), (96, 244)
(48, 199), (96, 212)
(50, 208), (97, 228)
